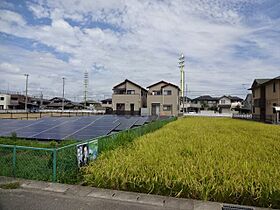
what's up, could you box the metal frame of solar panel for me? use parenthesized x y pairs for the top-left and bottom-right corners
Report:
(0, 115), (152, 141)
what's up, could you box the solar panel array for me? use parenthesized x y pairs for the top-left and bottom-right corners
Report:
(0, 115), (164, 141)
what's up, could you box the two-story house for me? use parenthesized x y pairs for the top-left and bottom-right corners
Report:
(192, 95), (219, 111)
(112, 79), (147, 115)
(180, 96), (201, 113)
(249, 76), (280, 123)
(218, 95), (243, 113)
(147, 81), (180, 116)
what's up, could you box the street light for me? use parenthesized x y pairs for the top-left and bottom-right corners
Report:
(62, 77), (65, 111)
(24, 74), (29, 112)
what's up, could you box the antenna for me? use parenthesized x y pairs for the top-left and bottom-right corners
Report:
(84, 71), (89, 108)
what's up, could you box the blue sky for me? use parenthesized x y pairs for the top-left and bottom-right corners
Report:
(0, 0), (279, 101)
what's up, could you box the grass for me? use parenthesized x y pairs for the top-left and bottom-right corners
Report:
(0, 137), (77, 183)
(0, 118), (175, 184)
(83, 117), (280, 208)
(0, 137), (76, 148)
(0, 182), (20, 189)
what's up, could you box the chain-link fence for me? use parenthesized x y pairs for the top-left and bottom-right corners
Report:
(0, 117), (176, 183)
(0, 145), (54, 181)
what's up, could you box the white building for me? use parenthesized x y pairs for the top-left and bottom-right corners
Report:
(218, 95), (243, 114)
(0, 94), (11, 110)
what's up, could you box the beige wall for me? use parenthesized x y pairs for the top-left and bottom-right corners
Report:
(265, 80), (280, 116)
(252, 80), (280, 122)
(112, 94), (141, 111)
(219, 97), (231, 105)
(148, 82), (167, 93)
(112, 81), (143, 112)
(126, 82), (141, 95)
(147, 84), (180, 116)
(252, 86), (261, 115)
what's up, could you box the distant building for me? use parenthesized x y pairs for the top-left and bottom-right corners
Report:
(217, 95), (243, 114)
(0, 93), (38, 110)
(249, 76), (280, 123)
(43, 97), (84, 110)
(112, 79), (147, 115)
(147, 81), (180, 116)
(240, 94), (252, 114)
(192, 95), (219, 111)
(101, 98), (113, 114)
(180, 97), (201, 113)
(0, 94), (11, 110)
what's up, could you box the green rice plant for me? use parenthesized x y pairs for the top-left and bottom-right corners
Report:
(98, 118), (175, 154)
(83, 117), (280, 208)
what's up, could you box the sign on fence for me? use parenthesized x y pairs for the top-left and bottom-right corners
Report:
(77, 140), (98, 167)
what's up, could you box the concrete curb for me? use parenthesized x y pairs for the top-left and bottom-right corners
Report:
(0, 177), (276, 210)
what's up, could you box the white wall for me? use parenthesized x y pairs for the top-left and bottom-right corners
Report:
(0, 94), (11, 109)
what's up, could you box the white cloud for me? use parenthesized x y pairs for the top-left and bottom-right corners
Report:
(0, 62), (21, 73)
(27, 2), (50, 19)
(0, 0), (279, 100)
(0, 9), (26, 26)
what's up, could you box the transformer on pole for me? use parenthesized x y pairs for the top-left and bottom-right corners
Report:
(84, 71), (89, 107)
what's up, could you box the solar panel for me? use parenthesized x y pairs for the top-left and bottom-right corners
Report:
(0, 115), (159, 141)
(134, 116), (149, 126)
(114, 117), (139, 131)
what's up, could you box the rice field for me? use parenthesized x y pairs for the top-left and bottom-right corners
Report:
(83, 117), (280, 208)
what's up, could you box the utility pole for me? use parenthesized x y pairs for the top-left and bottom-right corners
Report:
(84, 71), (89, 108)
(179, 54), (185, 113)
(62, 77), (65, 111)
(40, 91), (43, 108)
(24, 74), (29, 112)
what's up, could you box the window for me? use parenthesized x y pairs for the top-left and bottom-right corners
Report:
(252, 90), (255, 98)
(127, 90), (135, 94)
(273, 82), (276, 93)
(163, 105), (172, 111)
(220, 99), (225, 104)
(0, 97), (4, 101)
(152, 90), (161, 95)
(163, 90), (172, 95)
(253, 106), (255, 113)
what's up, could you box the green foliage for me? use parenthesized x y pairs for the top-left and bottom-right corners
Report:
(0, 118), (174, 185)
(11, 132), (17, 140)
(0, 138), (75, 148)
(0, 182), (20, 189)
(83, 117), (280, 209)
(98, 118), (175, 154)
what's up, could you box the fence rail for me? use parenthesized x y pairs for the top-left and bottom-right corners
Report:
(0, 110), (105, 120)
(0, 117), (176, 183)
(232, 114), (252, 119)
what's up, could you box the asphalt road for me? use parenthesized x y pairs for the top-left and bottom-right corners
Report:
(0, 188), (175, 210)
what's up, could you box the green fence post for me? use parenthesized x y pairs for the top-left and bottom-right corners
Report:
(12, 145), (17, 177)
(52, 149), (57, 182)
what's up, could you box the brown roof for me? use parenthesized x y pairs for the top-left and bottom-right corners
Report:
(147, 81), (180, 90)
(113, 79), (147, 92)
(249, 76), (280, 90)
(147, 80), (168, 88)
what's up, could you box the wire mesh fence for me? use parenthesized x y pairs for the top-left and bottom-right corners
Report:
(0, 145), (54, 181)
(0, 117), (176, 183)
